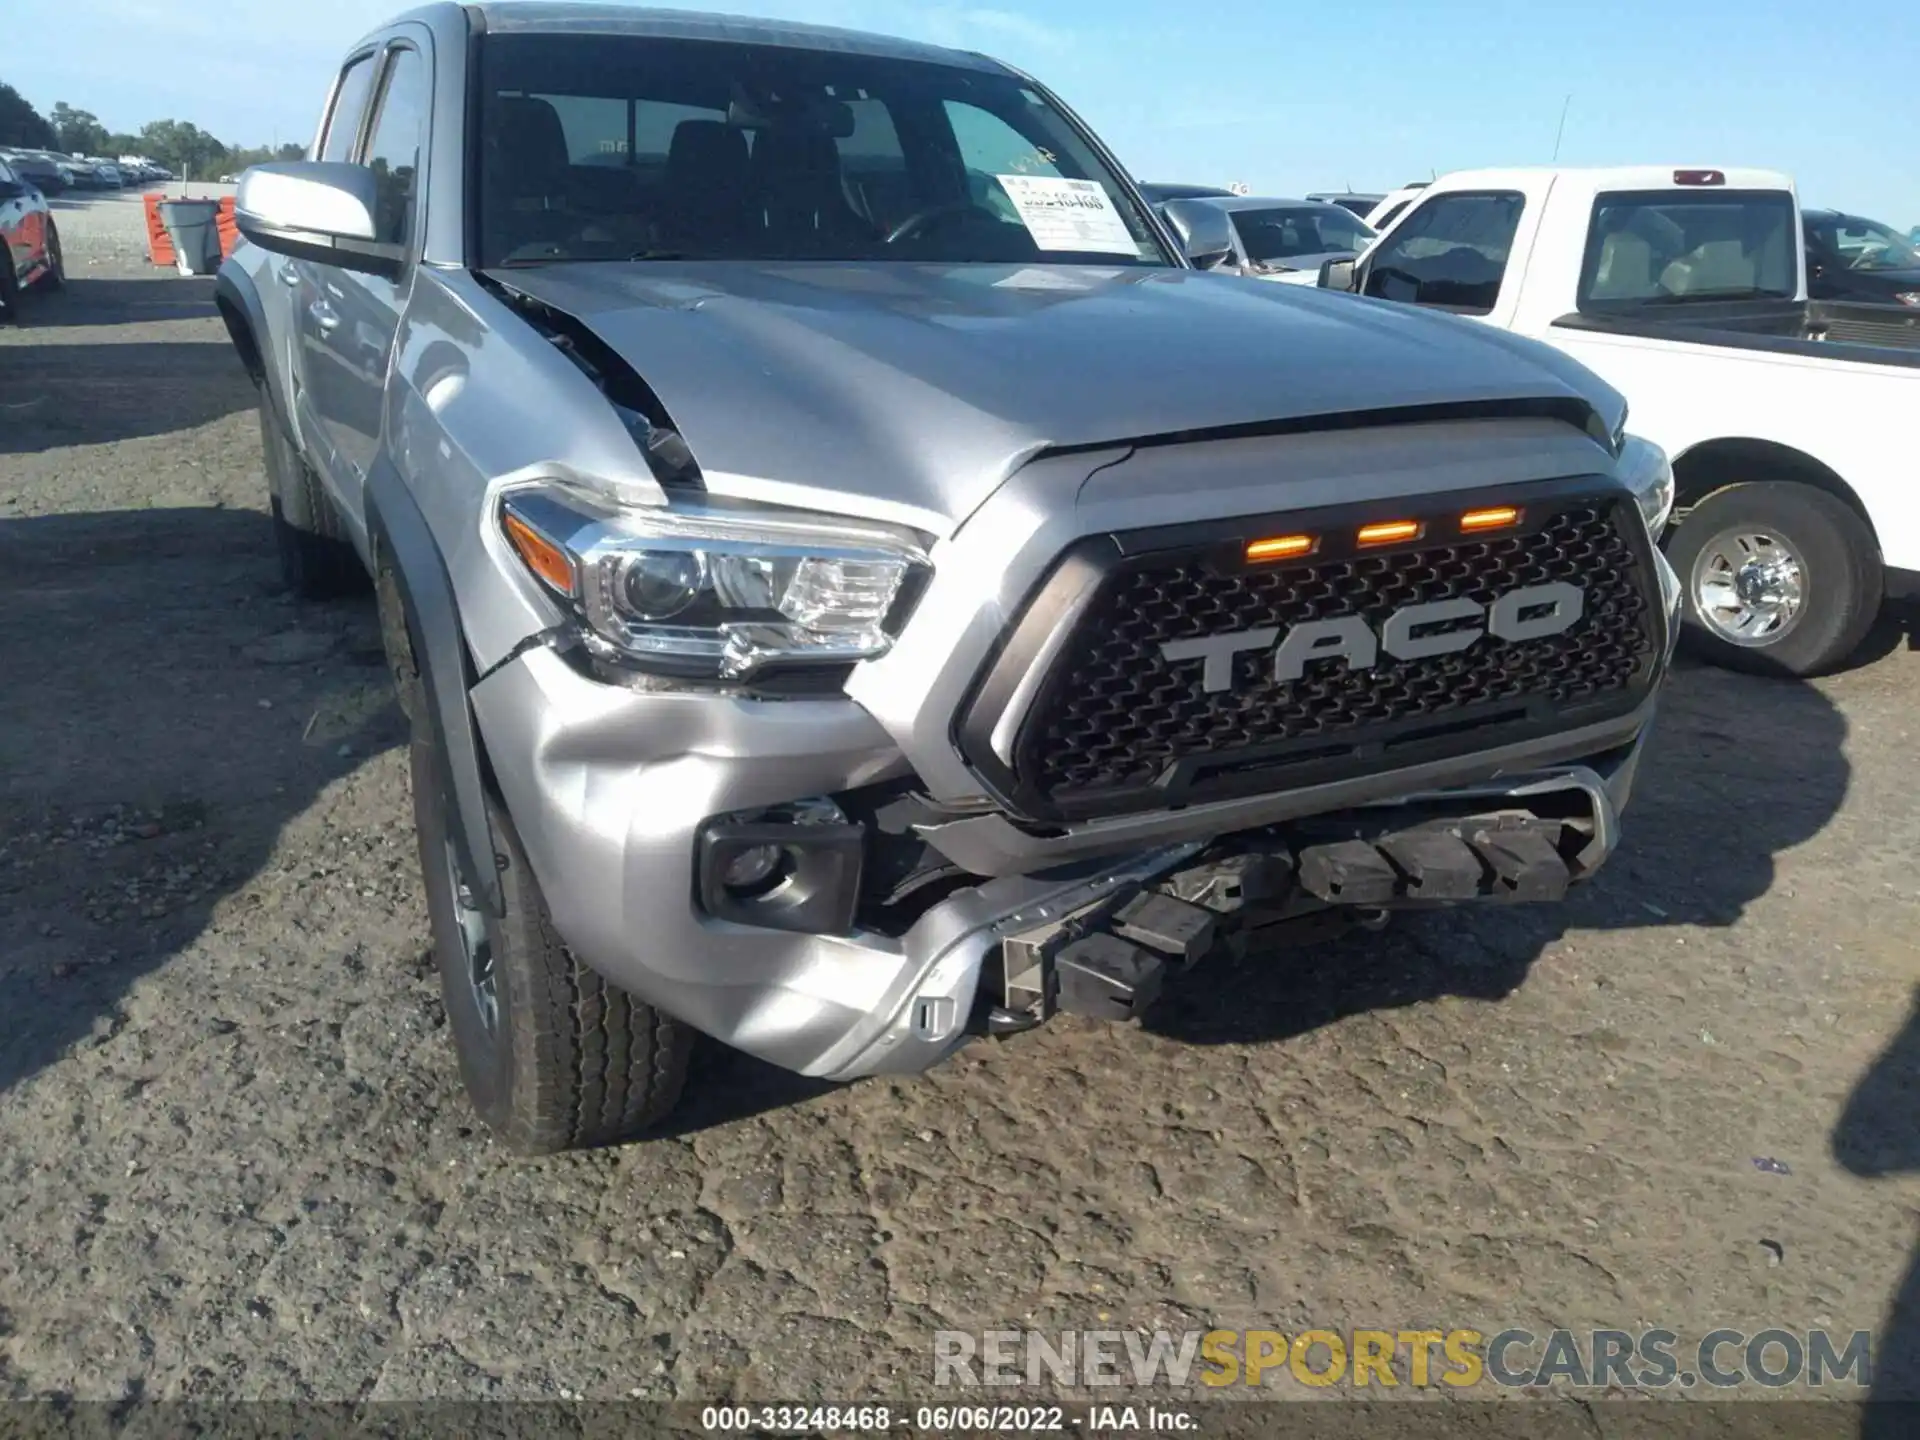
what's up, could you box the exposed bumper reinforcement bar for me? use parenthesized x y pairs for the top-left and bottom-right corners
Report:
(991, 763), (1618, 1031)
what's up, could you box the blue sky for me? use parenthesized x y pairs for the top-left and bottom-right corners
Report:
(11, 0), (1917, 220)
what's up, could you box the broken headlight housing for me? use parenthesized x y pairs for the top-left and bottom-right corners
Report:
(498, 484), (930, 682)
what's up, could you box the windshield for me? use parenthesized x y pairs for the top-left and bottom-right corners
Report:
(477, 33), (1172, 269)
(1808, 214), (1920, 272)
(1578, 189), (1799, 307)
(1229, 205), (1374, 267)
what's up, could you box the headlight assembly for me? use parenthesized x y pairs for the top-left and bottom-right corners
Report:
(1616, 433), (1675, 539)
(498, 484), (930, 682)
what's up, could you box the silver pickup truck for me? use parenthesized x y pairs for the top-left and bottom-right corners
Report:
(217, 1), (1681, 1152)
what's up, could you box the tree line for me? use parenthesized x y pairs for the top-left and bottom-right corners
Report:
(0, 82), (302, 175)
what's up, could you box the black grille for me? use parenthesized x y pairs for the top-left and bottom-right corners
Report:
(969, 492), (1660, 820)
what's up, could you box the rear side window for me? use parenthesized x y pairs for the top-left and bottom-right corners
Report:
(1578, 190), (1797, 307)
(320, 54), (379, 163)
(1362, 191), (1524, 314)
(362, 46), (430, 249)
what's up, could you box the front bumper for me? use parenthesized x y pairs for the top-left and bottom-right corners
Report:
(472, 538), (1676, 1083)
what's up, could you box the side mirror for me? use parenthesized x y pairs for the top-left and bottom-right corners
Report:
(1160, 198), (1236, 271)
(1319, 257), (1359, 292)
(234, 161), (401, 279)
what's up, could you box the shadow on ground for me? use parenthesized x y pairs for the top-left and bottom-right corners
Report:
(0, 506), (399, 1099)
(1835, 993), (1920, 1423)
(2, 270), (219, 337)
(0, 342), (247, 453)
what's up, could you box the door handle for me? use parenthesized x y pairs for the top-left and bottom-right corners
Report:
(309, 299), (341, 336)
(278, 263), (300, 287)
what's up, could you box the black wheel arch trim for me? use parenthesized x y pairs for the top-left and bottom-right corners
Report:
(213, 265), (293, 437)
(1884, 566), (1920, 602)
(364, 454), (504, 917)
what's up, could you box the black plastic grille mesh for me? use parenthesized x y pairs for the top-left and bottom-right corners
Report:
(1022, 501), (1655, 805)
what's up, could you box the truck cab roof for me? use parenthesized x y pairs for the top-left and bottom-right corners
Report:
(459, 1), (1006, 68)
(1397, 165), (1794, 204)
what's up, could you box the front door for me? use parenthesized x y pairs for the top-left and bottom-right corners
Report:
(303, 39), (430, 513)
(291, 49), (381, 497)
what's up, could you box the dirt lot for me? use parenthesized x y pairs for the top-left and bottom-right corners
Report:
(4, 262), (1920, 1417)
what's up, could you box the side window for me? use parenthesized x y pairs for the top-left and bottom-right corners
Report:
(1362, 191), (1525, 314)
(362, 47), (429, 249)
(320, 54), (379, 164)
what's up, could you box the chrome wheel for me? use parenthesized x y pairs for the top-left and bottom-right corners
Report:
(1691, 528), (1806, 647)
(443, 838), (498, 1035)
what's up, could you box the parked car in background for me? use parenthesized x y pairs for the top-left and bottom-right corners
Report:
(0, 155), (65, 319)
(1364, 181), (1428, 231)
(1802, 209), (1920, 307)
(219, 0), (1678, 1150)
(1136, 181), (1235, 205)
(1308, 191), (1384, 217)
(1203, 195), (1377, 283)
(0, 151), (67, 195)
(1326, 165), (1920, 676)
(119, 155), (173, 183)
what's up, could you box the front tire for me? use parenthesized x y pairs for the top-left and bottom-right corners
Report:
(391, 590), (693, 1151)
(1663, 481), (1880, 677)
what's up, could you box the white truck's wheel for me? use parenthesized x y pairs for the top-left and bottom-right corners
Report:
(1664, 481), (1880, 677)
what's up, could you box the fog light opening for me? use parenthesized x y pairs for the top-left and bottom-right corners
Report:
(697, 798), (866, 935)
(720, 842), (792, 898)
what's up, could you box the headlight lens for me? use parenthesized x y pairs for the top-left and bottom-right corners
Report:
(1617, 433), (1675, 538)
(499, 484), (929, 681)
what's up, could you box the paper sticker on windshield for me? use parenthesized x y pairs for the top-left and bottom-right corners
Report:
(995, 175), (1139, 255)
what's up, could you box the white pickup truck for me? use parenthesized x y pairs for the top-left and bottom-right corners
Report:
(1324, 165), (1920, 675)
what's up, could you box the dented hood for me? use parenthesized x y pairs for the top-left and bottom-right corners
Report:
(486, 261), (1613, 534)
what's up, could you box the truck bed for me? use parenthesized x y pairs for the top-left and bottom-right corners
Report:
(1552, 299), (1920, 368)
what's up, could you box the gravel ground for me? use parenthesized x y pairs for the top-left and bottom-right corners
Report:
(4, 252), (1920, 1420)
